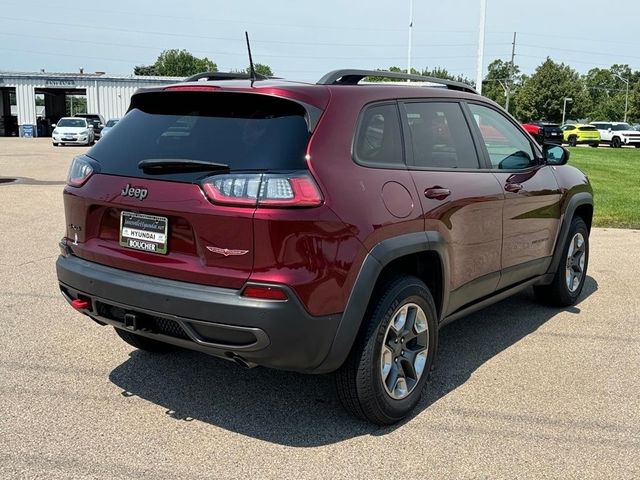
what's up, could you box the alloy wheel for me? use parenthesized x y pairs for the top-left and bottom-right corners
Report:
(565, 232), (586, 292)
(380, 303), (429, 400)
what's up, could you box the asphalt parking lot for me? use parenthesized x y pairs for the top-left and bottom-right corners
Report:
(1, 138), (639, 479)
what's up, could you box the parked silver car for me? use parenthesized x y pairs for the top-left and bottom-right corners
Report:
(100, 118), (120, 137)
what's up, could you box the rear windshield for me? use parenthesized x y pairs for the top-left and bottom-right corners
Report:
(578, 126), (597, 131)
(87, 91), (312, 181)
(58, 119), (86, 128)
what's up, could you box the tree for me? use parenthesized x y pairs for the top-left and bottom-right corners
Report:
(247, 63), (273, 77)
(367, 66), (473, 85)
(134, 64), (159, 76)
(65, 96), (87, 116)
(515, 58), (589, 123)
(583, 65), (628, 121)
(482, 59), (522, 111)
(134, 49), (217, 77)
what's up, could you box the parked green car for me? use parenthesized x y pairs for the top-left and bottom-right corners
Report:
(561, 124), (600, 147)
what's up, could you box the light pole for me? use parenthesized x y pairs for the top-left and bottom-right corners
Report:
(475, 0), (487, 94)
(613, 73), (629, 123)
(407, 0), (413, 80)
(562, 97), (573, 125)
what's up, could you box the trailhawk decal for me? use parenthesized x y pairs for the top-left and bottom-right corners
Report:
(206, 246), (249, 257)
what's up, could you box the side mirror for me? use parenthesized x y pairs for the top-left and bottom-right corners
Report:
(99, 124), (105, 129)
(51, 123), (57, 128)
(607, 128), (612, 132)
(543, 144), (569, 166)
(87, 124), (94, 129)
(498, 151), (534, 170)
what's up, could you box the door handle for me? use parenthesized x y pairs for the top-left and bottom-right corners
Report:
(424, 187), (451, 200)
(504, 183), (523, 193)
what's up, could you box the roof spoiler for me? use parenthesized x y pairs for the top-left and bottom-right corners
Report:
(316, 69), (477, 94)
(183, 71), (268, 82)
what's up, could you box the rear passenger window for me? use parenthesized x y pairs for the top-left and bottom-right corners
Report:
(468, 103), (536, 170)
(354, 104), (404, 167)
(403, 102), (479, 169)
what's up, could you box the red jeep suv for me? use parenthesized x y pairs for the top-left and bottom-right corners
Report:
(56, 70), (593, 424)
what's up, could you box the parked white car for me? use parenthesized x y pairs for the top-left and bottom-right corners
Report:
(52, 117), (95, 146)
(590, 122), (640, 148)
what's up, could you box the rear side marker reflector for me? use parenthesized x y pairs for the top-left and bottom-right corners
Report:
(71, 299), (90, 310)
(242, 286), (288, 301)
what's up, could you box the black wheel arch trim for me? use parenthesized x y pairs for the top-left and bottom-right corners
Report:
(547, 191), (593, 276)
(314, 231), (449, 373)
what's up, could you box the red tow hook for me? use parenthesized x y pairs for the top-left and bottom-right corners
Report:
(70, 298), (90, 310)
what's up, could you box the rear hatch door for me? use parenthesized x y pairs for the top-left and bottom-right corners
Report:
(65, 90), (315, 288)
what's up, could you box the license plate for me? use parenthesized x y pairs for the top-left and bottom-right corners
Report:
(63, 137), (75, 141)
(119, 211), (168, 254)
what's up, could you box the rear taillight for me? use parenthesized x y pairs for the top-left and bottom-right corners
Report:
(201, 173), (323, 208)
(66, 157), (94, 187)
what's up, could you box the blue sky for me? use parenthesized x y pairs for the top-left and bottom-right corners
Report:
(2, 0), (640, 81)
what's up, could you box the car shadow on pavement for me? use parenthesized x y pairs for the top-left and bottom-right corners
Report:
(109, 276), (598, 447)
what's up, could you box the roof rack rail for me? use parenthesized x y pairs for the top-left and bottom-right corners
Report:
(316, 69), (477, 94)
(184, 71), (268, 82)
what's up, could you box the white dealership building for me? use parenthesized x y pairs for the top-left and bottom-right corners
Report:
(0, 71), (183, 137)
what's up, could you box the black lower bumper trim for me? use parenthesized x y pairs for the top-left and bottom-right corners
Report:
(56, 255), (342, 372)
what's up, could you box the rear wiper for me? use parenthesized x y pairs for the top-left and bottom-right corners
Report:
(138, 159), (230, 173)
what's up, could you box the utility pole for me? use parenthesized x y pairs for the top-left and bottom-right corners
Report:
(475, 0), (487, 94)
(624, 78), (629, 123)
(562, 97), (573, 125)
(407, 0), (414, 80)
(505, 32), (516, 112)
(613, 73), (630, 122)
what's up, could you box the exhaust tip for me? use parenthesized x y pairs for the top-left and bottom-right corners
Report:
(227, 353), (257, 369)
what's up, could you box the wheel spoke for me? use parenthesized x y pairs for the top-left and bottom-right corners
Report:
(403, 305), (418, 337)
(391, 305), (408, 334)
(572, 272), (581, 291)
(413, 308), (428, 335)
(385, 362), (401, 393)
(393, 377), (409, 399)
(401, 350), (418, 380)
(414, 350), (428, 379)
(381, 346), (393, 381)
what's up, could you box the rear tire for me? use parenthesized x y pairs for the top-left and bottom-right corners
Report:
(335, 276), (438, 425)
(590, 143), (599, 148)
(534, 217), (589, 307)
(568, 135), (577, 147)
(114, 328), (176, 353)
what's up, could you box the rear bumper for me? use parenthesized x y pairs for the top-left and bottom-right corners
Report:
(56, 254), (342, 372)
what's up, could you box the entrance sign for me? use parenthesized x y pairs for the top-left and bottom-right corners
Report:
(45, 79), (75, 87)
